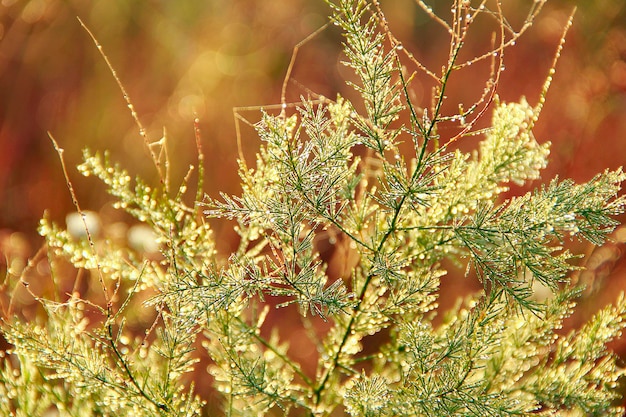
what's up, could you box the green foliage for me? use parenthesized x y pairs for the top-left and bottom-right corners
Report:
(2, 0), (626, 416)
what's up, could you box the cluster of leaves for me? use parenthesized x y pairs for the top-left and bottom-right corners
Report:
(2, 0), (626, 416)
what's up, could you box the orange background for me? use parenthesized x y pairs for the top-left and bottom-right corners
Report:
(1, 0), (625, 412)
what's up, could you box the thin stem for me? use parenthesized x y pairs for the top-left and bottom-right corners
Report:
(77, 17), (168, 189)
(49, 133), (111, 309)
(107, 324), (169, 412)
(193, 117), (205, 216)
(235, 315), (315, 388)
(281, 22), (331, 116)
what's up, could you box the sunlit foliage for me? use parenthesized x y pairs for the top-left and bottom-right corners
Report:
(2, 1), (625, 416)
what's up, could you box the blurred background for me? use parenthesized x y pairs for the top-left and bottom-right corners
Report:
(1, 0), (626, 411)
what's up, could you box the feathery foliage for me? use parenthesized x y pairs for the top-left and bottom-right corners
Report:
(2, 1), (626, 416)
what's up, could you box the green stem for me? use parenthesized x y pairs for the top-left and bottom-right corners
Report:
(312, 27), (465, 413)
(107, 324), (169, 412)
(234, 315), (314, 388)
